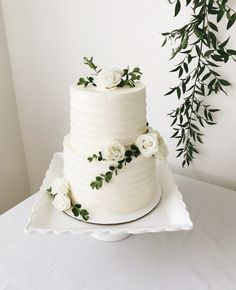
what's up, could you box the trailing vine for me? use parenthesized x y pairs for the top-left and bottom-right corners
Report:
(163, 0), (236, 167)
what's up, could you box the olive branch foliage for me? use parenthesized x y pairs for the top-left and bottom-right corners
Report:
(163, 0), (236, 167)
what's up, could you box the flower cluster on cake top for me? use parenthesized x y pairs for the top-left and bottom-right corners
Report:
(77, 57), (142, 89)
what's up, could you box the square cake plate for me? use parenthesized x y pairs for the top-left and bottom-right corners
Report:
(25, 153), (193, 242)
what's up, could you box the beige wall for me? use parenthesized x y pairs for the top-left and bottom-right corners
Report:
(0, 1), (29, 213)
(1, 0), (236, 192)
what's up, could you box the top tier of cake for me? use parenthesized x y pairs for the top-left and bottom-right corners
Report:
(70, 82), (147, 153)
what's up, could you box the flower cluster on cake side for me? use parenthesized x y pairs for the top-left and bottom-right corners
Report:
(47, 178), (89, 221)
(88, 124), (169, 189)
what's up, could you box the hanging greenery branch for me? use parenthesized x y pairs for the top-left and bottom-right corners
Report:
(163, 0), (236, 167)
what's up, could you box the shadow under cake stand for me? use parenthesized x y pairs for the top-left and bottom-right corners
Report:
(25, 153), (193, 242)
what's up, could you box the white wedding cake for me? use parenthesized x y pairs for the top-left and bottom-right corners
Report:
(48, 58), (168, 223)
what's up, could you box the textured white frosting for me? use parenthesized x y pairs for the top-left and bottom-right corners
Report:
(70, 83), (147, 154)
(63, 83), (157, 218)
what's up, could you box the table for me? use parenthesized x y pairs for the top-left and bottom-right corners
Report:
(0, 173), (236, 290)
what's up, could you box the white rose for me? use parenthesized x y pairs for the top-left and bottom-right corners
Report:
(52, 193), (71, 211)
(94, 68), (123, 89)
(103, 140), (126, 162)
(112, 67), (124, 77)
(148, 127), (169, 160)
(135, 133), (159, 158)
(51, 177), (69, 196)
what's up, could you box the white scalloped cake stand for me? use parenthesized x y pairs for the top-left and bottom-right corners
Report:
(25, 153), (193, 242)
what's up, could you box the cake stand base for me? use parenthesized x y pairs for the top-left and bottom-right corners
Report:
(91, 233), (131, 242)
(25, 153), (193, 242)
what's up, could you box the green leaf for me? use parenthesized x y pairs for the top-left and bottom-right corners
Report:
(183, 62), (188, 73)
(182, 81), (186, 93)
(195, 45), (201, 56)
(83, 215), (89, 221)
(208, 31), (217, 48)
(207, 60), (219, 67)
(80, 209), (89, 216)
(72, 207), (80, 217)
(177, 87), (181, 99)
(162, 38), (167, 47)
(170, 66), (181, 72)
(191, 123), (200, 131)
(204, 50), (214, 58)
(131, 144), (138, 150)
(125, 150), (133, 157)
(186, 0), (191, 6)
(194, 27), (204, 40)
(227, 49), (236, 55)
(178, 67), (183, 77)
(162, 32), (170, 36)
(197, 66), (205, 77)
(202, 72), (211, 82)
(219, 79), (231, 86)
(126, 157), (132, 163)
(171, 130), (179, 138)
(217, 8), (225, 23)
(208, 21), (218, 32)
(174, 0), (181, 17)
(171, 117), (177, 126)
(197, 135), (203, 143)
(227, 13), (236, 30)
(220, 37), (230, 48)
(206, 121), (217, 125)
(165, 88), (176, 96)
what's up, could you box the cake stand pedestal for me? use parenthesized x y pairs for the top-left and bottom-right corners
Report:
(25, 153), (193, 242)
(91, 233), (131, 242)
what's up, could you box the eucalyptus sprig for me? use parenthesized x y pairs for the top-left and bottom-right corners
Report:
(163, 0), (235, 167)
(89, 145), (140, 190)
(77, 57), (100, 87)
(118, 67), (143, 87)
(87, 151), (105, 162)
(72, 204), (89, 221)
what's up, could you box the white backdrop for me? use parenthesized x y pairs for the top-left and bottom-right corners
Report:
(0, 1), (29, 213)
(1, 0), (236, 193)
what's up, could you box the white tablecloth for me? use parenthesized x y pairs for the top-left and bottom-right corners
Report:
(0, 173), (236, 290)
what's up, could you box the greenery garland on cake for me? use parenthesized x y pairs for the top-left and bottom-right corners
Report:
(163, 0), (236, 167)
(88, 144), (141, 190)
(88, 125), (169, 190)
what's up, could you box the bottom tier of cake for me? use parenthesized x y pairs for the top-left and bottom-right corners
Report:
(63, 135), (157, 218)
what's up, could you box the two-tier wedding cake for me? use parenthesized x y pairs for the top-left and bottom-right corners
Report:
(47, 57), (168, 223)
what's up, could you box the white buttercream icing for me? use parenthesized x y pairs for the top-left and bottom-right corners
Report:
(63, 82), (157, 217)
